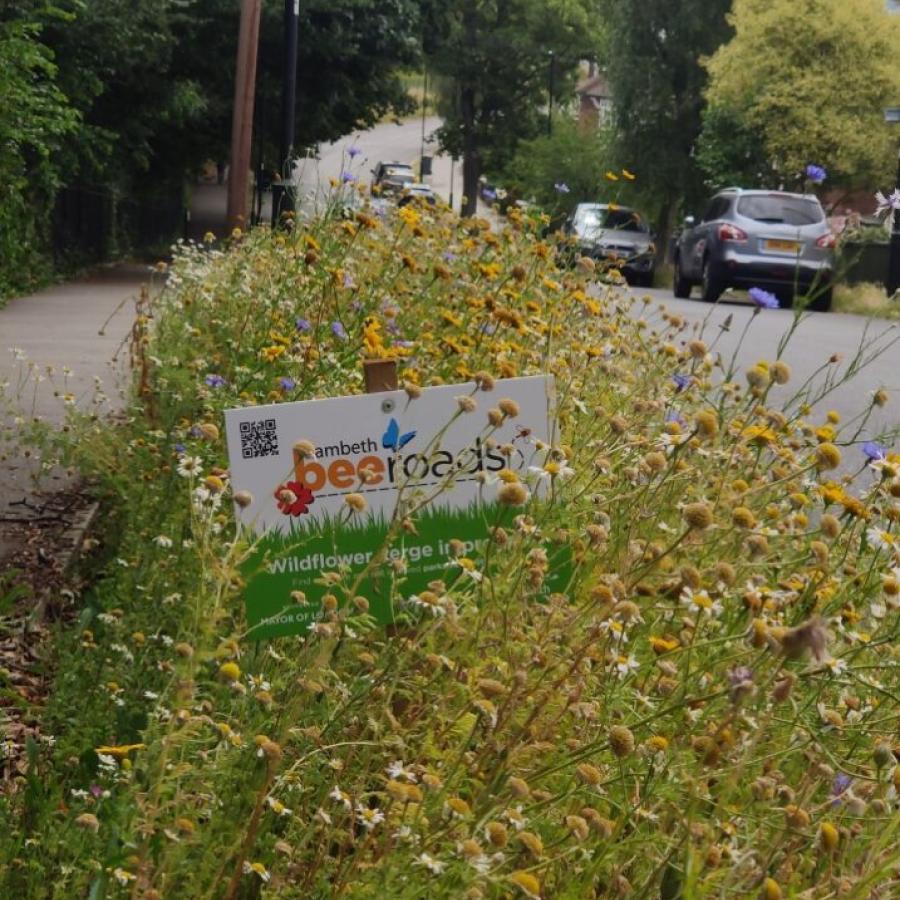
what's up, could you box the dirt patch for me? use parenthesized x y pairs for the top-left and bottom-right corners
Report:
(1, 487), (99, 793)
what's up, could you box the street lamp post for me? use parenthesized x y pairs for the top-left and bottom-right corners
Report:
(887, 140), (900, 297)
(886, 0), (900, 294)
(547, 51), (555, 136)
(272, 0), (300, 226)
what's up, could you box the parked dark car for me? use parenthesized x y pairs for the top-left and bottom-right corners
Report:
(371, 161), (415, 195)
(562, 203), (656, 286)
(673, 188), (835, 309)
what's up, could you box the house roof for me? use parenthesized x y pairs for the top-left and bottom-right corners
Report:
(575, 73), (611, 100)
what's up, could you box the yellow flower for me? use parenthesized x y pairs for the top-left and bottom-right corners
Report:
(219, 661), (241, 682)
(95, 743), (145, 758)
(261, 345), (286, 363)
(605, 171), (619, 181)
(509, 871), (541, 898)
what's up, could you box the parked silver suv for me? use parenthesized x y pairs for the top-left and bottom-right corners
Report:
(673, 189), (835, 309)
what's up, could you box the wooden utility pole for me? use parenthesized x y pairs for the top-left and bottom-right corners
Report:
(227, 0), (263, 231)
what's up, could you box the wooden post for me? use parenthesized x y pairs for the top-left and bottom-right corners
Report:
(227, 0), (263, 232)
(363, 359), (398, 393)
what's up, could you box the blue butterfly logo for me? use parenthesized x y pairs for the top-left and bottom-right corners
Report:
(382, 417), (416, 452)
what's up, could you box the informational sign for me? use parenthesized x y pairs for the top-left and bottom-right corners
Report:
(224, 375), (563, 638)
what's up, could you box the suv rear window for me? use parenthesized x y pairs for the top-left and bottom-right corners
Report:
(737, 195), (824, 226)
(575, 207), (648, 233)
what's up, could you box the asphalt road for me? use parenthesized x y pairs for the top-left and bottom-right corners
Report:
(621, 283), (900, 458)
(293, 116), (479, 215)
(205, 115), (900, 462)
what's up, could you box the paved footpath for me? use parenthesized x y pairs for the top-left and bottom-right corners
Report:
(0, 265), (150, 567)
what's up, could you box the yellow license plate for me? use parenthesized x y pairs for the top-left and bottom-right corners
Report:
(764, 239), (799, 253)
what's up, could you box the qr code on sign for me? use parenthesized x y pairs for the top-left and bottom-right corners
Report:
(240, 419), (279, 459)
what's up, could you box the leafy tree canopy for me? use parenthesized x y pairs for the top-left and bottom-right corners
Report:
(598, 0), (732, 234)
(423, 0), (600, 214)
(702, 0), (900, 190)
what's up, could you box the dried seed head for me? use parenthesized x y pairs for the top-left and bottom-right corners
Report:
(456, 395), (477, 413)
(688, 339), (707, 359)
(714, 562), (736, 585)
(683, 502), (714, 531)
(873, 388), (888, 407)
(404, 381), (422, 399)
(233, 489), (253, 508)
(518, 831), (543, 856)
(820, 513), (840, 538)
(747, 534), (769, 558)
(498, 398), (520, 418)
(694, 409), (718, 438)
(815, 443), (841, 470)
(498, 482), (529, 506)
(293, 439), (316, 459)
(474, 371), (495, 391)
(75, 813), (100, 832)
(680, 565), (702, 590)
(487, 407), (504, 427)
(771, 361), (791, 384)
(576, 763), (604, 787)
(746, 365), (770, 389)
(732, 506), (756, 529)
(486, 821), (508, 847)
(566, 814), (590, 841)
(609, 725), (635, 758)
(344, 493), (367, 513)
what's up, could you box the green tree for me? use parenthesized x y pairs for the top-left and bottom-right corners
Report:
(255, 0), (421, 171)
(424, 0), (598, 216)
(599, 0), (733, 247)
(702, 0), (900, 193)
(503, 117), (614, 215)
(0, 14), (76, 297)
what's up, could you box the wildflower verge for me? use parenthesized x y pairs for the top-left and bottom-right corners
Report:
(2, 198), (900, 898)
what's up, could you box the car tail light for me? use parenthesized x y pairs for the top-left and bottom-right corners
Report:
(816, 232), (836, 249)
(718, 223), (748, 242)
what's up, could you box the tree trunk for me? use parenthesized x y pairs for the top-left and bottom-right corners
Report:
(655, 192), (678, 266)
(460, 86), (479, 218)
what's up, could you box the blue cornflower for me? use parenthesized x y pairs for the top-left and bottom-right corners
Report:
(665, 408), (687, 427)
(830, 773), (852, 806)
(442, 251), (457, 263)
(205, 374), (226, 388)
(280, 377), (296, 391)
(672, 373), (691, 392)
(347, 145), (361, 158)
(331, 321), (348, 340)
(861, 441), (888, 462)
(554, 182), (570, 194)
(748, 287), (779, 309)
(341, 171), (357, 184)
(805, 164), (827, 184)
(174, 443), (187, 456)
(295, 317), (311, 332)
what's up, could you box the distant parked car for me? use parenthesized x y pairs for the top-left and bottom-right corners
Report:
(673, 188), (835, 309)
(371, 161), (415, 195)
(397, 184), (437, 207)
(563, 203), (656, 286)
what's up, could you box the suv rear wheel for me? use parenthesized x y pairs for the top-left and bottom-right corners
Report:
(700, 257), (724, 303)
(673, 255), (692, 298)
